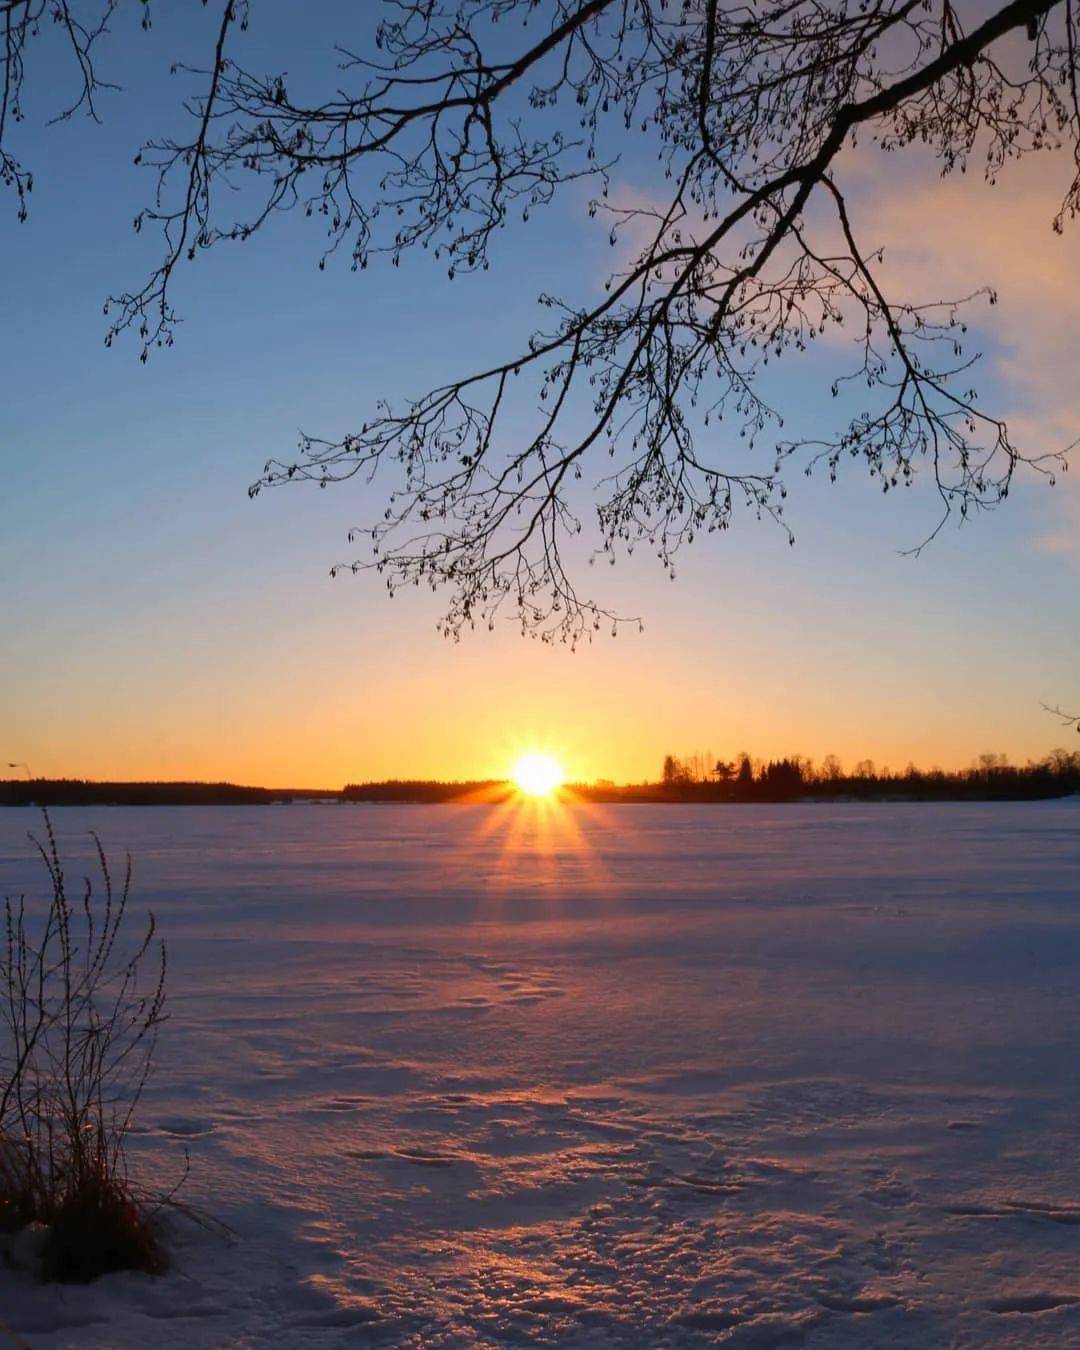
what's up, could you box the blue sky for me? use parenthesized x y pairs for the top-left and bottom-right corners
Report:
(1, 2), (1077, 784)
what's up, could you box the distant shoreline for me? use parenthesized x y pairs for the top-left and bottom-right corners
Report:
(2, 779), (1077, 807)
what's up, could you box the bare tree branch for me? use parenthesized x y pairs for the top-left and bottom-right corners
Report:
(1042, 701), (1080, 730)
(5, 1), (1078, 642)
(1, 0), (126, 221)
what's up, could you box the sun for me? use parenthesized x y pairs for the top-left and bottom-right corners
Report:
(511, 752), (564, 798)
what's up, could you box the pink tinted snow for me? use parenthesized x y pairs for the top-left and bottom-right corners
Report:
(0, 801), (1077, 1346)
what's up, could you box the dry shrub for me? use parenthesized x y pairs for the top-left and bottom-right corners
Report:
(0, 811), (167, 1280)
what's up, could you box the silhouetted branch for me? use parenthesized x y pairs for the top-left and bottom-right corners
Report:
(241, 0), (1074, 640)
(1042, 701), (1080, 730)
(1, 0), (123, 221)
(6, 1), (1079, 641)
(105, 0), (248, 360)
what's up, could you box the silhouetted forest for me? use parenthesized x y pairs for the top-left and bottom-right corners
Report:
(344, 751), (1080, 803)
(0, 779), (505, 807)
(0, 780), (339, 807)
(639, 750), (1080, 802)
(340, 780), (508, 804)
(3, 752), (1078, 808)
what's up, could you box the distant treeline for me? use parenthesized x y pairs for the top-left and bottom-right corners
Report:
(340, 779), (509, 803)
(0, 780), (339, 807)
(0, 778), (508, 807)
(4, 752), (1079, 807)
(647, 749), (1080, 802)
(342, 751), (1080, 803)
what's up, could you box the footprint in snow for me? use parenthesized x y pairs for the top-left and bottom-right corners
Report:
(815, 1290), (900, 1314)
(674, 1306), (744, 1331)
(156, 1116), (215, 1137)
(318, 1096), (368, 1113)
(988, 1293), (1080, 1315)
(947, 1200), (1080, 1225)
(392, 1146), (457, 1168)
(141, 1302), (229, 1321)
(289, 1304), (382, 1328)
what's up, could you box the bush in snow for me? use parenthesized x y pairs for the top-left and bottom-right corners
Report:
(0, 811), (167, 1280)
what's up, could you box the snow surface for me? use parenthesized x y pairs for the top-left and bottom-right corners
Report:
(0, 800), (1078, 1347)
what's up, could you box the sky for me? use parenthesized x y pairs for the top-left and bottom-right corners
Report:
(1, 3), (1077, 787)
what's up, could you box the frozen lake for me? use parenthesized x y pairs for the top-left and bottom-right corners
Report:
(1, 801), (1078, 1346)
